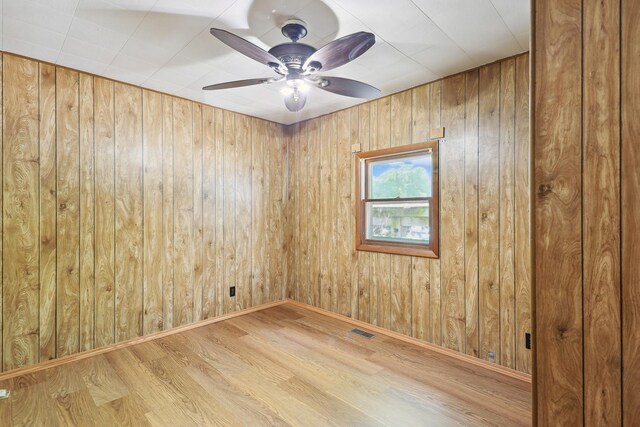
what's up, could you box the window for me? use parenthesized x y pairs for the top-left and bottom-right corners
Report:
(355, 141), (439, 258)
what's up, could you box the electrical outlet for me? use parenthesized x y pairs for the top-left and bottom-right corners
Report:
(229, 286), (236, 297)
(526, 332), (532, 350)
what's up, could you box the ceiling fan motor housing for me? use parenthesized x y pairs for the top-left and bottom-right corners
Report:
(268, 43), (316, 72)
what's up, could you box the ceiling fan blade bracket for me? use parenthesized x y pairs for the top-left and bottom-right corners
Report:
(268, 62), (287, 74)
(306, 61), (322, 73)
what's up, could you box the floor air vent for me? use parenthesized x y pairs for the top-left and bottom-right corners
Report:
(351, 328), (375, 339)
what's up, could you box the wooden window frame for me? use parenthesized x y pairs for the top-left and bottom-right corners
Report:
(355, 141), (439, 258)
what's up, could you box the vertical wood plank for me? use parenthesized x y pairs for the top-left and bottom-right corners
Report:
(583, 0), (621, 423)
(374, 97), (392, 329)
(142, 90), (164, 334)
(320, 115), (333, 311)
(251, 118), (266, 306)
(285, 125), (298, 300)
(440, 75), (466, 352)
(202, 106), (216, 318)
(268, 122), (285, 302)
(39, 62), (57, 361)
(429, 82), (442, 345)
(514, 55), (531, 373)
(193, 103), (204, 320)
(94, 77), (115, 347)
(357, 105), (370, 321)
(478, 64), (501, 363)
(389, 91), (412, 335)
(0, 53), (2, 368)
(222, 111), (236, 314)
(281, 127), (296, 298)
(292, 124), (301, 301)
(499, 59), (516, 368)
(411, 84), (431, 341)
(214, 108), (225, 316)
(79, 73), (95, 352)
(263, 123), (272, 304)
(298, 122), (309, 305)
(172, 98), (194, 325)
(348, 108), (359, 318)
(307, 119), (321, 307)
(162, 95), (174, 329)
(534, 0), (584, 422)
(114, 83), (143, 341)
(56, 67), (80, 358)
(336, 110), (352, 317)
(235, 114), (251, 310)
(622, 0), (640, 424)
(464, 70), (480, 358)
(3, 55), (40, 370)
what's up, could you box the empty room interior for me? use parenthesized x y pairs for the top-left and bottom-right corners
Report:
(0, 0), (635, 425)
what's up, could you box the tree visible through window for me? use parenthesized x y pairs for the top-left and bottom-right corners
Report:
(356, 141), (439, 258)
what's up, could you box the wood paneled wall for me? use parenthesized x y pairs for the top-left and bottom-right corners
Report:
(534, 0), (638, 424)
(284, 53), (532, 374)
(0, 53), (286, 372)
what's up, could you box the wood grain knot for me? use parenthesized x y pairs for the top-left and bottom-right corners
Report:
(59, 202), (67, 210)
(557, 324), (569, 339)
(538, 183), (552, 198)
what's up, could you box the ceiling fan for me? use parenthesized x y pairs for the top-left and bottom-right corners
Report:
(203, 20), (381, 112)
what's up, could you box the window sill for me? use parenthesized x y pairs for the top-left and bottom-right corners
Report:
(356, 242), (439, 259)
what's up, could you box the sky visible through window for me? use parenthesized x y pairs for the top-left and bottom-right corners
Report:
(369, 154), (432, 199)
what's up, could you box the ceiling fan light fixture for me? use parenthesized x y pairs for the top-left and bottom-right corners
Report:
(205, 22), (380, 113)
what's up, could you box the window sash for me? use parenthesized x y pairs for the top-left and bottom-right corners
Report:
(360, 198), (433, 247)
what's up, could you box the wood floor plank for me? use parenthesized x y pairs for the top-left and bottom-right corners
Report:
(0, 304), (531, 426)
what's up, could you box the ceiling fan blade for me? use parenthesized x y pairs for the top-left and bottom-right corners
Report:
(210, 28), (287, 74)
(202, 77), (279, 90)
(284, 90), (307, 112)
(303, 32), (375, 73)
(311, 77), (380, 99)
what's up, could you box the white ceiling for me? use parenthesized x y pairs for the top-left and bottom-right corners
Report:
(1, 0), (529, 125)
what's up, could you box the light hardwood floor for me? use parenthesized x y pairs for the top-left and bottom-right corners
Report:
(0, 304), (531, 426)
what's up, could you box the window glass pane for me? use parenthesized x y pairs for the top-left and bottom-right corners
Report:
(368, 152), (432, 199)
(365, 200), (430, 244)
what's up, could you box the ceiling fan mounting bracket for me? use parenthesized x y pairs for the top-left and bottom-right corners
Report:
(281, 19), (308, 42)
